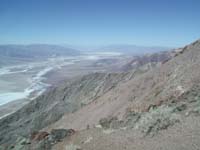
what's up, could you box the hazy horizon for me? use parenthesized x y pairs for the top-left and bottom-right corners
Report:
(0, 0), (200, 47)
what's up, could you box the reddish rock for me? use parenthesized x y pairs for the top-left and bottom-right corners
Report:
(30, 131), (49, 141)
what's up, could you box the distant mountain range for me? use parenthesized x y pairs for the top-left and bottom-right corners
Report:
(0, 44), (80, 58)
(0, 44), (171, 67)
(94, 45), (171, 54)
(63, 44), (171, 55)
(0, 44), (80, 66)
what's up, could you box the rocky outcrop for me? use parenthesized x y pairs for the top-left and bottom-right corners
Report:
(30, 131), (49, 141)
(0, 129), (75, 150)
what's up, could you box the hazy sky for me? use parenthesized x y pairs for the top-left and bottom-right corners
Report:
(0, 0), (200, 47)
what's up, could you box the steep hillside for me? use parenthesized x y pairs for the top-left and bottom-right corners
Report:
(119, 51), (172, 71)
(49, 39), (200, 149)
(0, 50), (171, 148)
(0, 72), (134, 145)
(0, 40), (200, 150)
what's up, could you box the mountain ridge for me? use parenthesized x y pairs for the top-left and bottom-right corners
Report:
(0, 39), (200, 150)
(0, 44), (80, 66)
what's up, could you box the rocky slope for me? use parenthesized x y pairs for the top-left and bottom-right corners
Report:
(49, 39), (200, 149)
(0, 39), (200, 150)
(0, 49), (171, 145)
(0, 72), (129, 144)
(92, 50), (173, 72)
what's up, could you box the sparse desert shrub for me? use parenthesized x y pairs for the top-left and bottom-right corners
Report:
(65, 144), (81, 150)
(135, 105), (180, 136)
(99, 116), (118, 129)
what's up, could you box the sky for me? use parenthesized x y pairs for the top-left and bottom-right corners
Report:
(0, 0), (200, 47)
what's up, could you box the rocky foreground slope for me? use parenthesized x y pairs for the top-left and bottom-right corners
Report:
(51, 40), (200, 150)
(0, 40), (200, 150)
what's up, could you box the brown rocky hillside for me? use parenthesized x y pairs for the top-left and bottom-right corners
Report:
(0, 39), (200, 150)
